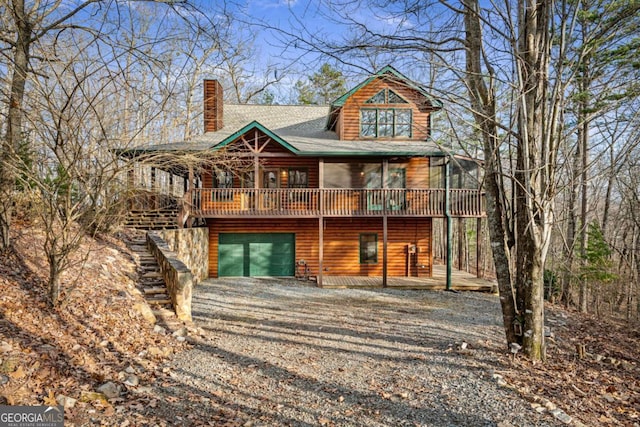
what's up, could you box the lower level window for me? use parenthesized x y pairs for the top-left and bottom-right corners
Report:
(359, 233), (378, 264)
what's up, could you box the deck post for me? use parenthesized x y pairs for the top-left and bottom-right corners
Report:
(318, 159), (324, 287)
(458, 217), (465, 271)
(151, 167), (157, 209)
(383, 215), (388, 287)
(445, 157), (452, 291)
(187, 166), (194, 228)
(127, 167), (135, 210)
(382, 159), (388, 288)
(477, 217), (483, 278)
(188, 166), (194, 190)
(318, 217), (324, 287)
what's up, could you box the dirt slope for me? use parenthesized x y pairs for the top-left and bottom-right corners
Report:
(0, 224), (188, 425)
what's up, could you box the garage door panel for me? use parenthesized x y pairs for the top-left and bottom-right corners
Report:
(219, 233), (294, 277)
(250, 241), (295, 276)
(218, 243), (246, 276)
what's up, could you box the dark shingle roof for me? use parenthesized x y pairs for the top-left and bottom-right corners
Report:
(135, 104), (444, 157)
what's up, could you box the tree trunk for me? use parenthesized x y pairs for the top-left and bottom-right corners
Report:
(562, 142), (579, 307)
(462, 0), (518, 347)
(1, 0), (31, 250)
(514, 0), (551, 361)
(48, 254), (61, 306)
(577, 55), (591, 314)
(520, 239), (546, 359)
(601, 146), (615, 236)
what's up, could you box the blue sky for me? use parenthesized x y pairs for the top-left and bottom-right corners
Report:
(193, 0), (454, 103)
(213, 0), (360, 100)
(233, 0), (447, 76)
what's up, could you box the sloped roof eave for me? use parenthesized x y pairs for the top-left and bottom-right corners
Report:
(295, 150), (445, 157)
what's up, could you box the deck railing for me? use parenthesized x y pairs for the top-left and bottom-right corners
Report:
(185, 188), (485, 218)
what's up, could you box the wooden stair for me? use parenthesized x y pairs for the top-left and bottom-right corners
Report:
(125, 208), (179, 230)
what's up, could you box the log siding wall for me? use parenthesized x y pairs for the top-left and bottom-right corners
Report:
(207, 217), (432, 279)
(323, 218), (432, 277)
(207, 218), (319, 278)
(337, 78), (433, 141)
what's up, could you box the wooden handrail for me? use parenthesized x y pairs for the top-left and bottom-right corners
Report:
(183, 188), (486, 218)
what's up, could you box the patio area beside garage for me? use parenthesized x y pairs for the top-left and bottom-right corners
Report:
(319, 265), (496, 292)
(203, 264), (496, 292)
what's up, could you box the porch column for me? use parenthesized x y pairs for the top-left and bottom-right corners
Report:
(318, 217), (324, 287)
(445, 157), (452, 291)
(127, 166), (134, 210)
(383, 216), (388, 287)
(477, 217), (483, 278)
(187, 166), (194, 228)
(318, 158), (324, 287)
(458, 218), (464, 271)
(151, 167), (157, 209)
(382, 159), (388, 288)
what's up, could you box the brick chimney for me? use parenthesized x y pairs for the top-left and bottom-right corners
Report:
(203, 79), (223, 132)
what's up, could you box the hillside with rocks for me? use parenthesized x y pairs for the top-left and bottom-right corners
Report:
(0, 223), (193, 425)
(1, 222), (639, 426)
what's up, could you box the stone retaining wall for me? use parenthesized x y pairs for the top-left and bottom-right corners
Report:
(147, 233), (193, 321)
(156, 228), (209, 284)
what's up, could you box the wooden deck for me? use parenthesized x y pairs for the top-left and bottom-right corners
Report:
(320, 265), (497, 292)
(187, 188), (486, 218)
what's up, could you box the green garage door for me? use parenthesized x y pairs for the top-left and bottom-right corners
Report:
(218, 233), (295, 277)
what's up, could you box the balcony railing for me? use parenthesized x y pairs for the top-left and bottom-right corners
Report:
(184, 188), (485, 218)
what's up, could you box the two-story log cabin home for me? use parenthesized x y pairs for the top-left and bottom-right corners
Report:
(126, 66), (486, 287)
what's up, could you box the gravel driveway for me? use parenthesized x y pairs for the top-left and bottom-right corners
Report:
(159, 278), (561, 427)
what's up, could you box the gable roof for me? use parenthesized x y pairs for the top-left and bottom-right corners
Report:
(331, 65), (443, 109)
(124, 66), (445, 158)
(130, 103), (444, 157)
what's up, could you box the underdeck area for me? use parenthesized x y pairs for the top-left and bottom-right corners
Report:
(320, 265), (496, 292)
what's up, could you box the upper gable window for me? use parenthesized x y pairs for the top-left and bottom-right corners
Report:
(365, 88), (408, 104)
(361, 108), (412, 138)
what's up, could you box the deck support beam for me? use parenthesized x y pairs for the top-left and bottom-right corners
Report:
(383, 215), (388, 287)
(187, 166), (195, 228)
(318, 158), (324, 287)
(382, 159), (388, 288)
(458, 218), (464, 271)
(318, 217), (324, 287)
(445, 157), (452, 291)
(477, 217), (483, 278)
(151, 167), (157, 209)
